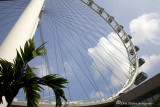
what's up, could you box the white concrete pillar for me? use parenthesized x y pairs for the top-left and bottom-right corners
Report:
(0, 0), (45, 62)
(0, 0), (45, 106)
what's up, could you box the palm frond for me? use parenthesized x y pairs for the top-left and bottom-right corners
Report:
(0, 59), (14, 84)
(0, 39), (68, 107)
(25, 65), (36, 77)
(38, 74), (68, 106)
(0, 84), (5, 104)
(23, 38), (35, 63)
(32, 42), (47, 58)
(24, 85), (41, 107)
(23, 76), (42, 107)
(0, 58), (13, 74)
(14, 39), (46, 66)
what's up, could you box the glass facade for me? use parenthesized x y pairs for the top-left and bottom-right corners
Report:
(116, 74), (160, 107)
(130, 90), (160, 107)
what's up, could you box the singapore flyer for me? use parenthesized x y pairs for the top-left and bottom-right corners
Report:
(0, 0), (160, 106)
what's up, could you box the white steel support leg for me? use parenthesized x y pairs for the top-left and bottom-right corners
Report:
(0, 0), (45, 62)
(0, 0), (45, 106)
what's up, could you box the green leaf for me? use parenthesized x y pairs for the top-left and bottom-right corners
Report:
(0, 39), (68, 107)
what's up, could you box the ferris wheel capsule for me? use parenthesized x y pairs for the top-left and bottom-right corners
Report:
(107, 16), (114, 23)
(134, 72), (148, 85)
(0, 0), (145, 105)
(129, 46), (140, 55)
(122, 35), (132, 43)
(116, 25), (124, 33)
(88, 0), (94, 7)
(133, 58), (145, 68)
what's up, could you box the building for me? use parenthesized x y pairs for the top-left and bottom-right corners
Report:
(115, 73), (160, 107)
(12, 73), (160, 107)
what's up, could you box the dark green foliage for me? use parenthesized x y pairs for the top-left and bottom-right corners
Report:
(149, 96), (160, 107)
(0, 39), (67, 107)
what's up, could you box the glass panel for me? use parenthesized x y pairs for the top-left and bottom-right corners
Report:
(153, 93), (160, 100)
(141, 100), (146, 103)
(147, 97), (153, 103)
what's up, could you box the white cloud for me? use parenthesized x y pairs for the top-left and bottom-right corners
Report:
(36, 64), (53, 77)
(88, 33), (130, 88)
(90, 91), (107, 99)
(63, 61), (74, 77)
(130, 13), (160, 45)
(140, 54), (160, 74)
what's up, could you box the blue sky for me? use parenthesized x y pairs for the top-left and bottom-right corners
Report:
(0, 0), (160, 105)
(95, 0), (160, 78)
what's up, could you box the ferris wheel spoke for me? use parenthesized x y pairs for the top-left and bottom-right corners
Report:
(60, 0), (129, 71)
(0, 0), (141, 105)
(56, 2), (105, 99)
(44, 0), (130, 96)
(44, 7), (104, 101)
(62, 0), (130, 81)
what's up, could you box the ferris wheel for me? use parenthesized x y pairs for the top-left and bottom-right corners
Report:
(0, 0), (146, 106)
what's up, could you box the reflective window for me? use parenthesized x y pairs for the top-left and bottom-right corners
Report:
(153, 93), (160, 100)
(141, 100), (146, 103)
(147, 97), (153, 103)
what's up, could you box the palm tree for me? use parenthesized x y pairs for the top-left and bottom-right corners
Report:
(0, 39), (68, 107)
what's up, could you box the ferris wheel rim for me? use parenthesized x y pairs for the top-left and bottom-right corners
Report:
(80, 0), (139, 100)
(38, 0), (140, 103)
(0, 0), (141, 105)
(37, 0), (140, 104)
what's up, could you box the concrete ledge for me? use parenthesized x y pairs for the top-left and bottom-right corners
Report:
(12, 99), (114, 107)
(116, 73), (160, 102)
